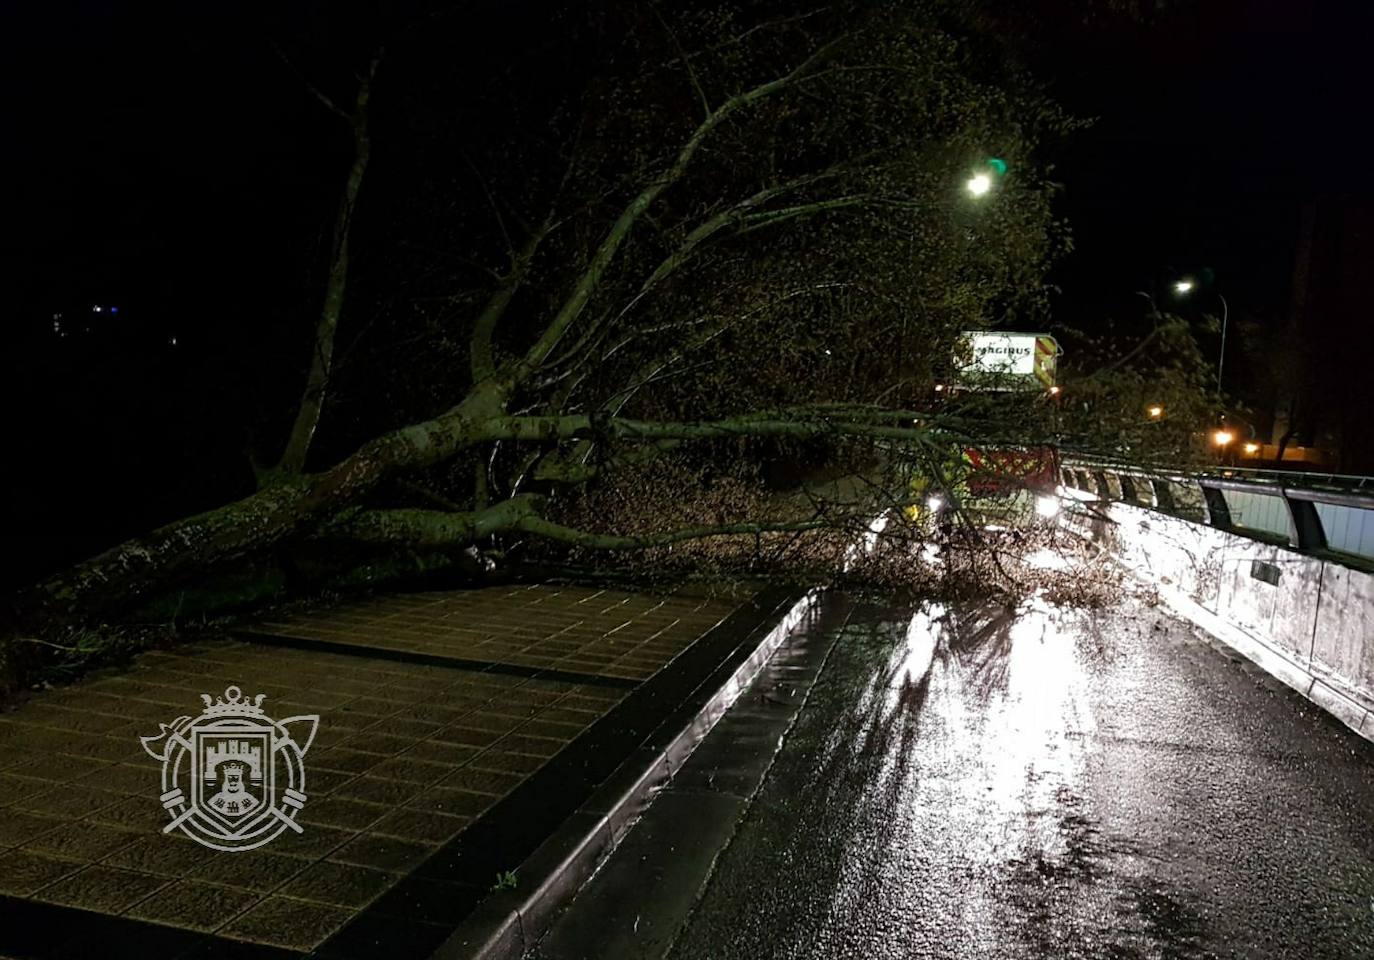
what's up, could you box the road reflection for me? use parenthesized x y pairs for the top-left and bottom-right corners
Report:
(821, 593), (1105, 954)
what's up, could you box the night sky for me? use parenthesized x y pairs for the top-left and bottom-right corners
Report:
(1043, 0), (1373, 326)
(3, 0), (1371, 585)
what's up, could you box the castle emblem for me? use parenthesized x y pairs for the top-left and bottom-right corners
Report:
(140, 685), (318, 852)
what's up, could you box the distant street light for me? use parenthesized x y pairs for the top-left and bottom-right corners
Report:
(1213, 429), (1234, 447)
(1243, 442), (1260, 455)
(1173, 279), (1229, 393)
(1147, 404), (1164, 419)
(966, 173), (992, 197)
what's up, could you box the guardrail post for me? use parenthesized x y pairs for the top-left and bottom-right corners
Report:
(1119, 474), (1138, 503)
(1201, 485), (1233, 531)
(1093, 470), (1110, 499)
(1151, 479), (1175, 512)
(1283, 495), (1328, 552)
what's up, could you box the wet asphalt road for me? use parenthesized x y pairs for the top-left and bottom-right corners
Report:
(536, 588), (1374, 959)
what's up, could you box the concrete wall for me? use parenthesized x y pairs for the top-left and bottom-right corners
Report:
(1064, 496), (1374, 741)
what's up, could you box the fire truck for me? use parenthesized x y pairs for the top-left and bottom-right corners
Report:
(907, 331), (1063, 526)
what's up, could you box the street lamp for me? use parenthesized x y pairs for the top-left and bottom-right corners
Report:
(1173, 278), (1229, 393)
(1147, 404), (1164, 419)
(965, 158), (1006, 198)
(1213, 429), (1234, 447)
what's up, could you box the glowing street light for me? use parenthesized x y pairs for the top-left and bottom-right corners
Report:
(1243, 442), (1260, 455)
(1173, 277), (1229, 393)
(966, 173), (992, 197)
(1212, 429), (1234, 447)
(1147, 404), (1164, 419)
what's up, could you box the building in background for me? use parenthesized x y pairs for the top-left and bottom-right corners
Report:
(1247, 198), (1374, 473)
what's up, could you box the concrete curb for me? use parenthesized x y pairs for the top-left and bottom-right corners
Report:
(431, 589), (819, 960)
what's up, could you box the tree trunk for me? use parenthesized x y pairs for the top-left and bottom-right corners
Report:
(31, 381), (508, 619)
(276, 56), (380, 475)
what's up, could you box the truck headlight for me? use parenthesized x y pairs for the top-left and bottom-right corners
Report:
(1035, 495), (1061, 518)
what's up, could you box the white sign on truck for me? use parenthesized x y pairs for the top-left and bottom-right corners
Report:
(956, 331), (1058, 390)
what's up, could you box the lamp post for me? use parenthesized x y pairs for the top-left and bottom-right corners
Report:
(1173, 279), (1228, 394)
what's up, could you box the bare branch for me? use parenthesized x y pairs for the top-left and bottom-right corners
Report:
(652, 6), (711, 119)
(271, 42), (353, 123)
(276, 49), (383, 474)
(470, 215), (555, 384)
(511, 35), (846, 385)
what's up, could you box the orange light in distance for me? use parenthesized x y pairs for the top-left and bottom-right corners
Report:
(1213, 429), (1234, 447)
(1243, 442), (1260, 454)
(1147, 404), (1163, 419)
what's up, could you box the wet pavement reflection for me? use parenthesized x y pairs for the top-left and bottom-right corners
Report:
(667, 593), (1374, 959)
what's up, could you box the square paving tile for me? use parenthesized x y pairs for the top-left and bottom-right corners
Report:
(100, 835), (211, 877)
(297, 796), (389, 832)
(330, 775), (427, 807)
(370, 809), (469, 846)
(0, 811), (65, 847)
(0, 773), (55, 808)
(219, 895), (353, 951)
(405, 787), (493, 819)
(185, 847), (312, 891)
(327, 833), (434, 872)
(32, 864), (170, 912)
(124, 879), (262, 932)
(274, 860), (398, 909)
(433, 767), (526, 796)
(0, 848), (84, 896)
(11, 783), (126, 819)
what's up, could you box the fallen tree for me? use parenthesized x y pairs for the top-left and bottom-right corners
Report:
(16, 0), (1214, 638)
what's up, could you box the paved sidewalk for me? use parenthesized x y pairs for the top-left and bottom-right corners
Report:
(0, 583), (749, 959)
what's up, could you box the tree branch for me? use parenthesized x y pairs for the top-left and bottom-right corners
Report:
(511, 36), (845, 385)
(272, 42), (353, 123)
(276, 49), (383, 475)
(515, 515), (830, 551)
(470, 215), (555, 384)
(324, 495), (541, 547)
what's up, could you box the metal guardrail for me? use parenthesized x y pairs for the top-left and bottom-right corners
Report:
(1061, 457), (1374, 564)
(1061, 453), (1374, 493)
